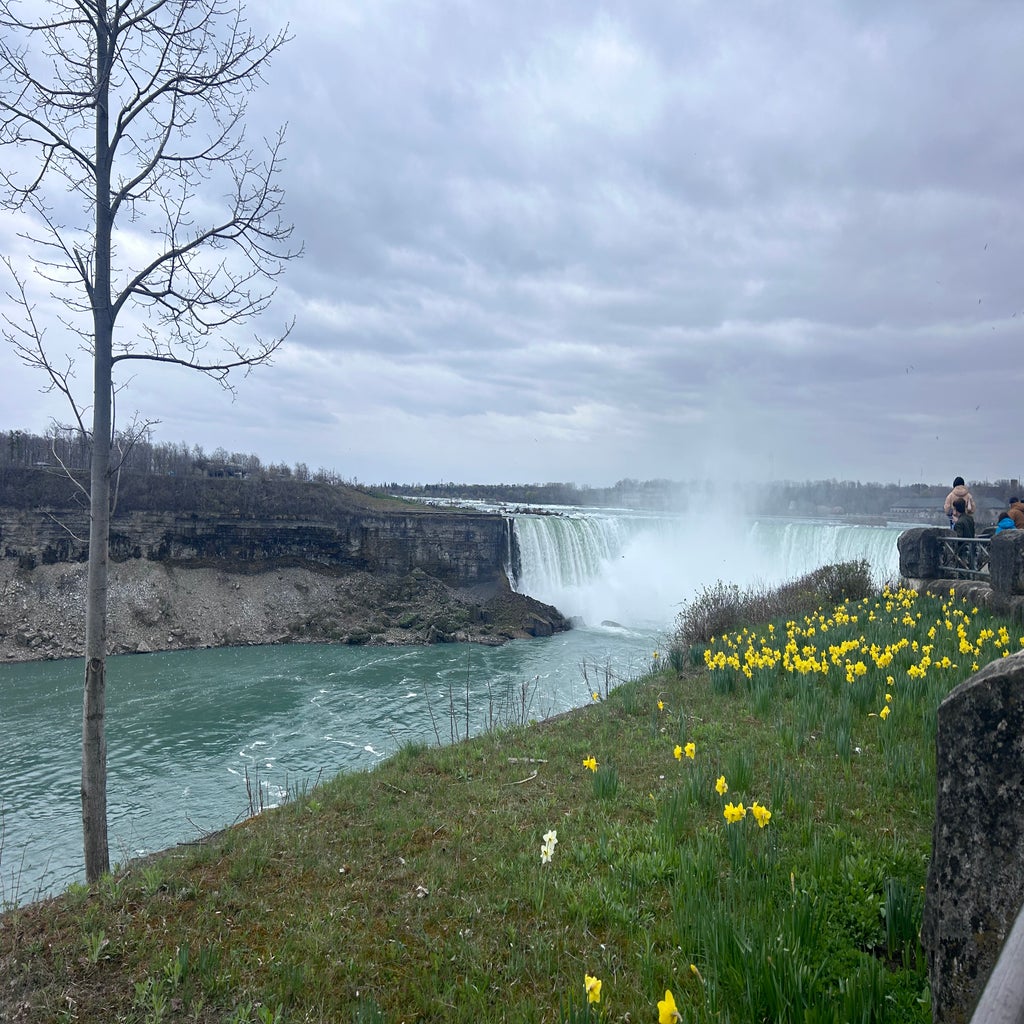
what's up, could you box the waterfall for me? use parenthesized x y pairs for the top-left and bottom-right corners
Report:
(510, 510), (904, 630)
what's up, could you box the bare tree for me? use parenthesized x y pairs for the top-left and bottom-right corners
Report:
(0, 0), (299, 881)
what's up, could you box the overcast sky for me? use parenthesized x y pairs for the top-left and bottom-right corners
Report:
(2, 0), (1023, 488)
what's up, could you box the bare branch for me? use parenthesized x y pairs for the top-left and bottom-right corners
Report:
(47, 436), (91, 505)
(44, 508), (86, 542)
(1, 255), (90, 436)
(113, 317), (293, 389)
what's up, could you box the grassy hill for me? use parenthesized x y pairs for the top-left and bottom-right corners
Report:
(4, 576), (1022, 1022)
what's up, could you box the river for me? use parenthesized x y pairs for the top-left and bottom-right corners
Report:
(0, 625), (660, 905)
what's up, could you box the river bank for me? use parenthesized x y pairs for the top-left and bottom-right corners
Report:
(0, 558), (569, 663)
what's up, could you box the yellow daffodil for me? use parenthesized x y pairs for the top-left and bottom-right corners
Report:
(885, 693), (893, 703)
(585, 974), (602, 1004)
(673, 744), (683, 761)
(715, 775), (728, 796)
(752, 801), (772, 828)
(658, 988), (681, 1023)
(583, 755), (598, 772)
(690, 962), (704, 983)
(879, 705), (891, 720)
(657, 700), (665, 710)
(591, 692), (600, 701)
(684, 742), (696, 760)
(723, 801), (746, 823)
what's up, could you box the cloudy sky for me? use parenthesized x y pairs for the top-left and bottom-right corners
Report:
(2, 0), (1023, 488)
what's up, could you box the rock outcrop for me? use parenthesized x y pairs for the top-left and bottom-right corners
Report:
(0, 500), (567, 663)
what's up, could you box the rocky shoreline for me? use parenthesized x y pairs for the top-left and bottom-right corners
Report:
(0, 559), (570, 664)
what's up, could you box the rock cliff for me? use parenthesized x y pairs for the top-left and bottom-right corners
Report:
(0, 498), (567, 663)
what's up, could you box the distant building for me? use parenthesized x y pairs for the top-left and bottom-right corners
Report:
(204, 461), (247, 479)
(889, 496), (942, 521)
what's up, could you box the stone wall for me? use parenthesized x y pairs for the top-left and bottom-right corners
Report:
(922, 650), (1024, 1024)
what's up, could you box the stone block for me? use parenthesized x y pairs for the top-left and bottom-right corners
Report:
(922, 650), (1024, 1023)
(990, 531), (1024, 596)
(898, 527), (947, 581)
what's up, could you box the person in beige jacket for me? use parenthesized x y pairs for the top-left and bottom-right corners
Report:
(943, 477), (975, 528)
(1006, 496), (1024, 529)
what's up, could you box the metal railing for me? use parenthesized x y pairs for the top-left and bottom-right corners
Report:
(937, 536), (991, 580)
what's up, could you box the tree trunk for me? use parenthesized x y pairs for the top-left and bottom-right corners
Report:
(82, 2), (113, 883)
(81, 434), (110, 881)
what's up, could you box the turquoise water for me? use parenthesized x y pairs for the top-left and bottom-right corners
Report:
(0, 625), (661, 905)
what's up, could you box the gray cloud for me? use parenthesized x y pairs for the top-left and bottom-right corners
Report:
(2, 0), (1022, 487)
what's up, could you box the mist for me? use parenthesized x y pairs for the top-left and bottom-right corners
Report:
(512, 507), (904, 630)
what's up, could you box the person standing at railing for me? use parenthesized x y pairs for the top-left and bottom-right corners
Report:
(1006, 496), (1024, 529)
(944, 476), (976, 529)
(952, 498), (975, 538)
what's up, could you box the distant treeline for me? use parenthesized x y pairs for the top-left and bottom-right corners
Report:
(0, 429), (398, 515)
(0, 427), (342, 484)
(0, 465), (412, 517)
(1, 428), (1020, 517)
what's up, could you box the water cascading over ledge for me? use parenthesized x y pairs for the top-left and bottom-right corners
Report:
(506, 511), (906, 630)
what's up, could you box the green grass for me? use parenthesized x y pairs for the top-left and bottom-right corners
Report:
(2, 582), (1020, 1022)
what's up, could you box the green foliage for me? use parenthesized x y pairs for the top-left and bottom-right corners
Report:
(591, 762), (619, 800)
(82, 929), (108, 964)
(671, 559), (874, 652)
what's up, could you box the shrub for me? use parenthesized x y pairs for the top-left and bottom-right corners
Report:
(671, 560), (875, 653)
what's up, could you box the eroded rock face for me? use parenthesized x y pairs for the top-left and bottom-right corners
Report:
(1, 507), (515, 588)
(0, 559), (570, 663)
(0, 504), (570, 662)
(922, 650), (1024, 1024)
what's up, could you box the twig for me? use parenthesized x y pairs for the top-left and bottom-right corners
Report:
(507, 757), (548, 764)
(506, 770), (538, 786)
(43, 509), (84, 542)
(381, 781), (407, 795)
